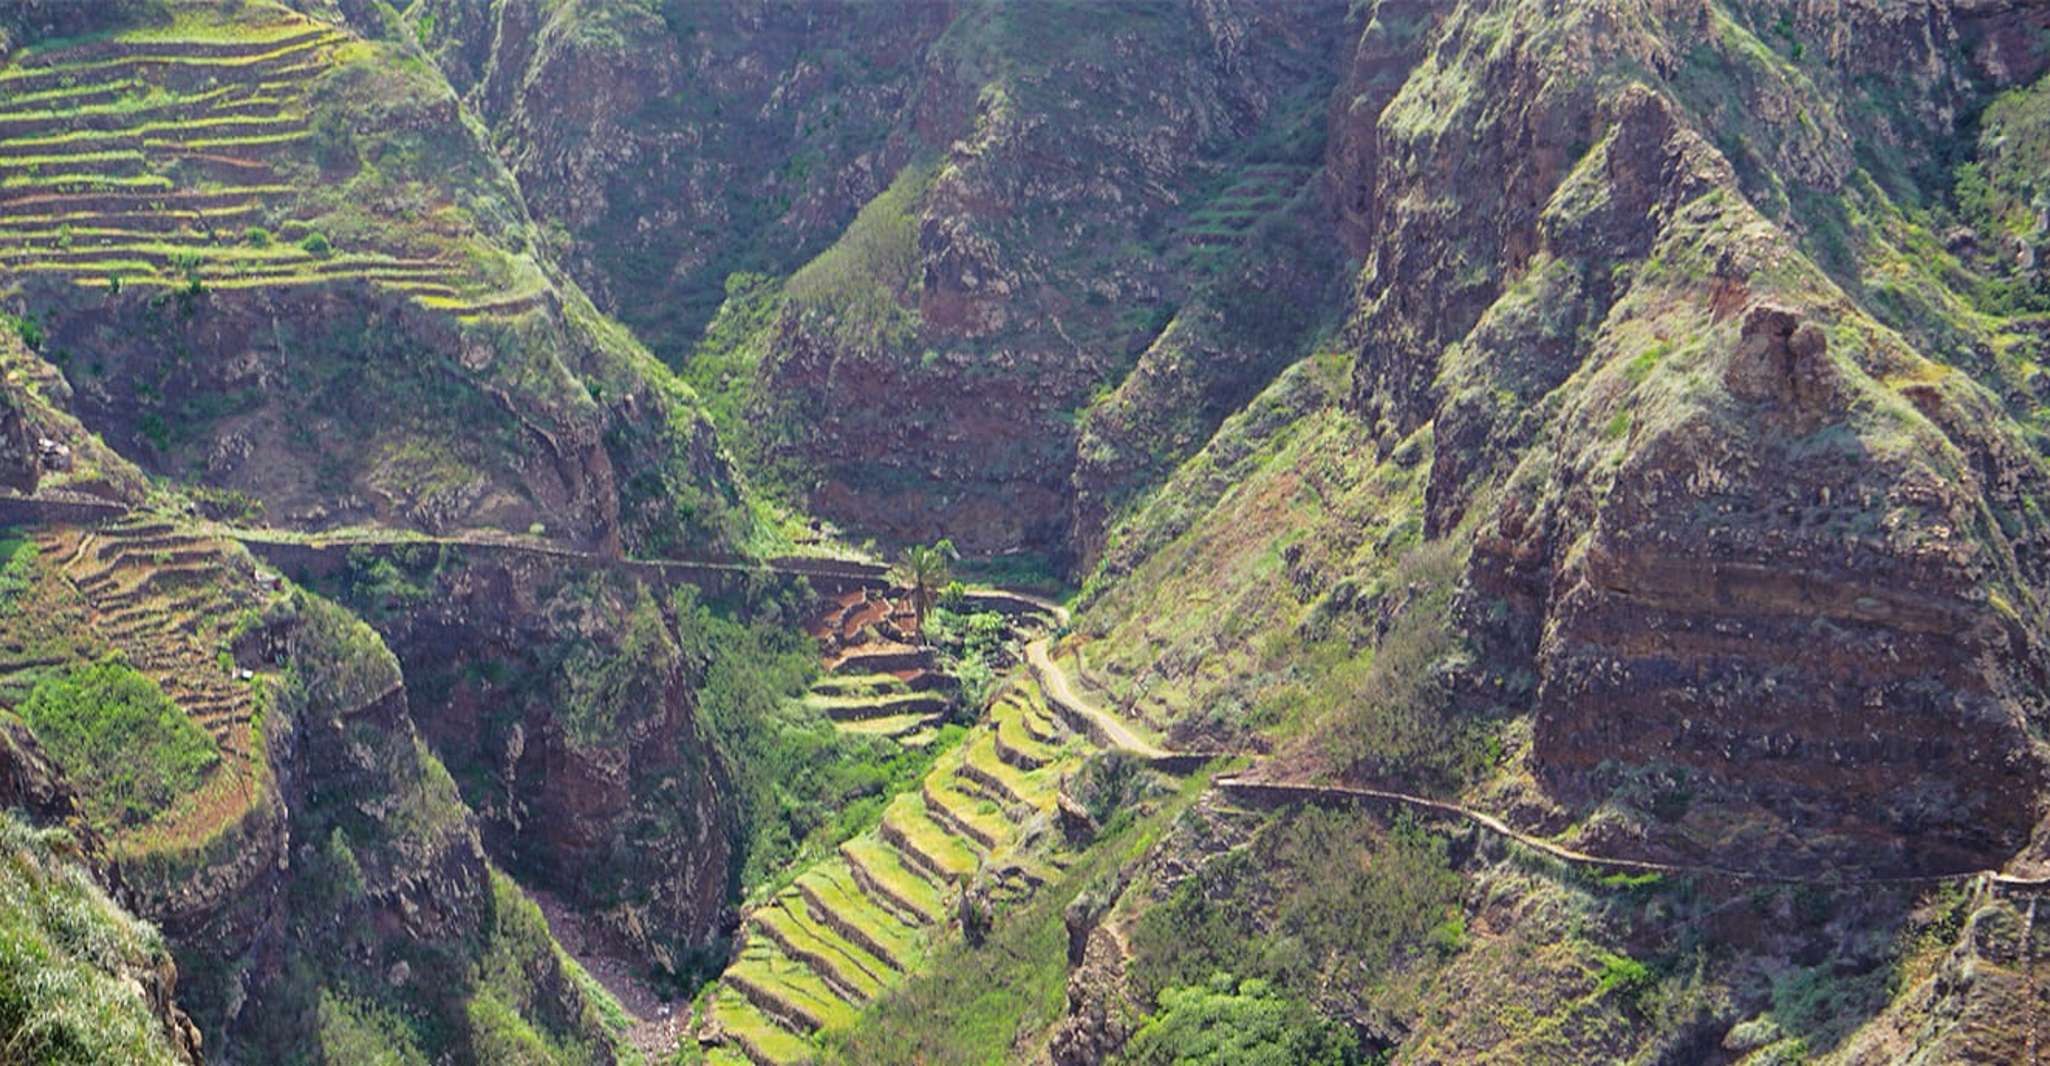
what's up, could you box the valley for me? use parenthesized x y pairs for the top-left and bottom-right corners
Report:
(4, 0), (2050, 1064)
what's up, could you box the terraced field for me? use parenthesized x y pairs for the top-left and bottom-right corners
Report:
(1171, 161), (1318, 269)
(804, 588), (954, 747)
(0, 2), (543, 320)
(8, 515), (284, 857)
(698, 682), (1084, 1065)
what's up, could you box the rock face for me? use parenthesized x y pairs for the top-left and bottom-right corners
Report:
(1837, 890), (2050, 1064)
(0, 330), (148, 504)
(417, 0), (951, 355)
(168, 587), (618, 1063)
(426, 0), (1352, 561)
(324, 546), (736, 970)
(1316, 0), (2050, 874)
(6, 2), (750, 557)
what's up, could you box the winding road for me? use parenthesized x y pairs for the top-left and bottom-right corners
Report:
(1025, 637), (1168, 760)
(18, 497), (2047, 894)
(1016, 633), (2050, 892)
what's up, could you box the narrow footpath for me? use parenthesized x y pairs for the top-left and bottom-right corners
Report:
(1025, 638), (1167, 760)
(1022, 643), (2050, 893)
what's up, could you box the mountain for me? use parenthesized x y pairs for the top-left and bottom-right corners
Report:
(4, 0), (2050, 1064)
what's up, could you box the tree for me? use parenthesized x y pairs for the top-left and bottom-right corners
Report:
(890, 538), (958, 640)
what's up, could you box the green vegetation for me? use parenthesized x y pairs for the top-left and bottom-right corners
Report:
(19, 659), (220, 829)
(1118, 973), (1359, 1066)
(890, 538), (957, 638)
(467, 870), (614, 1065)
(1953, 76), (2050, 315)
(682, 271), (780, 432)
(315, 992), (430, 1066)
(4, 313), (43, 352)
(1594, 951), (1655, 1004)
(817, 768), (1200, 1064)
(562, 584), (679, 752)
(343, 543), (449, 622)
(922, 601), (1007, 711)
(0, 533), (36, 611)
(678, 586), (945, 893)
(785, 160), (935, 345)
(1132, 808), (1458, 1005)
(0, 812), (189, 1066)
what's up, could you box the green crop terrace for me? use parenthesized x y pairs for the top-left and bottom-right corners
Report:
(698, 686), (1088, 1065)
(0, 1), (542, 321)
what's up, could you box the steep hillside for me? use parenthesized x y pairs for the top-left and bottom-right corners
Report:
(0, 505), (635, 1062)
(0, 0), (757, 556)
(424, 0), (1352, 564)
(1076, 0), (2050, 877)
(8, 0), (2050, 1064)
(0, 808), (203, 1065)
(1031, 0), (2050, 1061)
(412, 0), (950, 357)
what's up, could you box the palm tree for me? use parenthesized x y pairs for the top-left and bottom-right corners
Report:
(891, 538), (958, 641)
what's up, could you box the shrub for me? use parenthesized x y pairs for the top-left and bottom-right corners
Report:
(300, 231), (333, 257)
(243, 226), (271, 247)
(6, 313), (42, 351)
(1595, 950), (1656, 1004)
(0, 812), (188, 1066)
(1119, 973), (1359, 1066)
(316, 992), (429, 1066)
(19, 660), (220, 829)
(345, 545), (434, 621)
(0, 536), (35, 610)
(1132, 807), (1459, 1001)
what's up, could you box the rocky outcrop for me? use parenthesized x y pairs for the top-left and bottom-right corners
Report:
(0, 711), (87, 831)
(1838, 889), (2050, 1063)
(0, 330), (148, 504)
(755, 0), (1350, 559)
(1045, 923), (1137, 1066)
(1721, 303), (1840, 420)
(324, 546), (737, 970)
(416, 0), (950, 353)
(1303, 0), (2050, 875)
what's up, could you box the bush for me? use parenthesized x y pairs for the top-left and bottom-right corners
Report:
(1595, 950), (1656, 1005)
(6, 313), (42, 351)
(0, 535), (35, 610)
(19, 660), (220, 828)
(300, 231), (334, 257)
(1119, 973), (1359, 1066)
(0, 812), (189, 1066)
(316, 992), (430, 1066)
(243, 226), (271, 247)
(925, 605), (1011, 708)
(1069, 750), (1162, 832)
(1132, 807), (1459, 1001)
